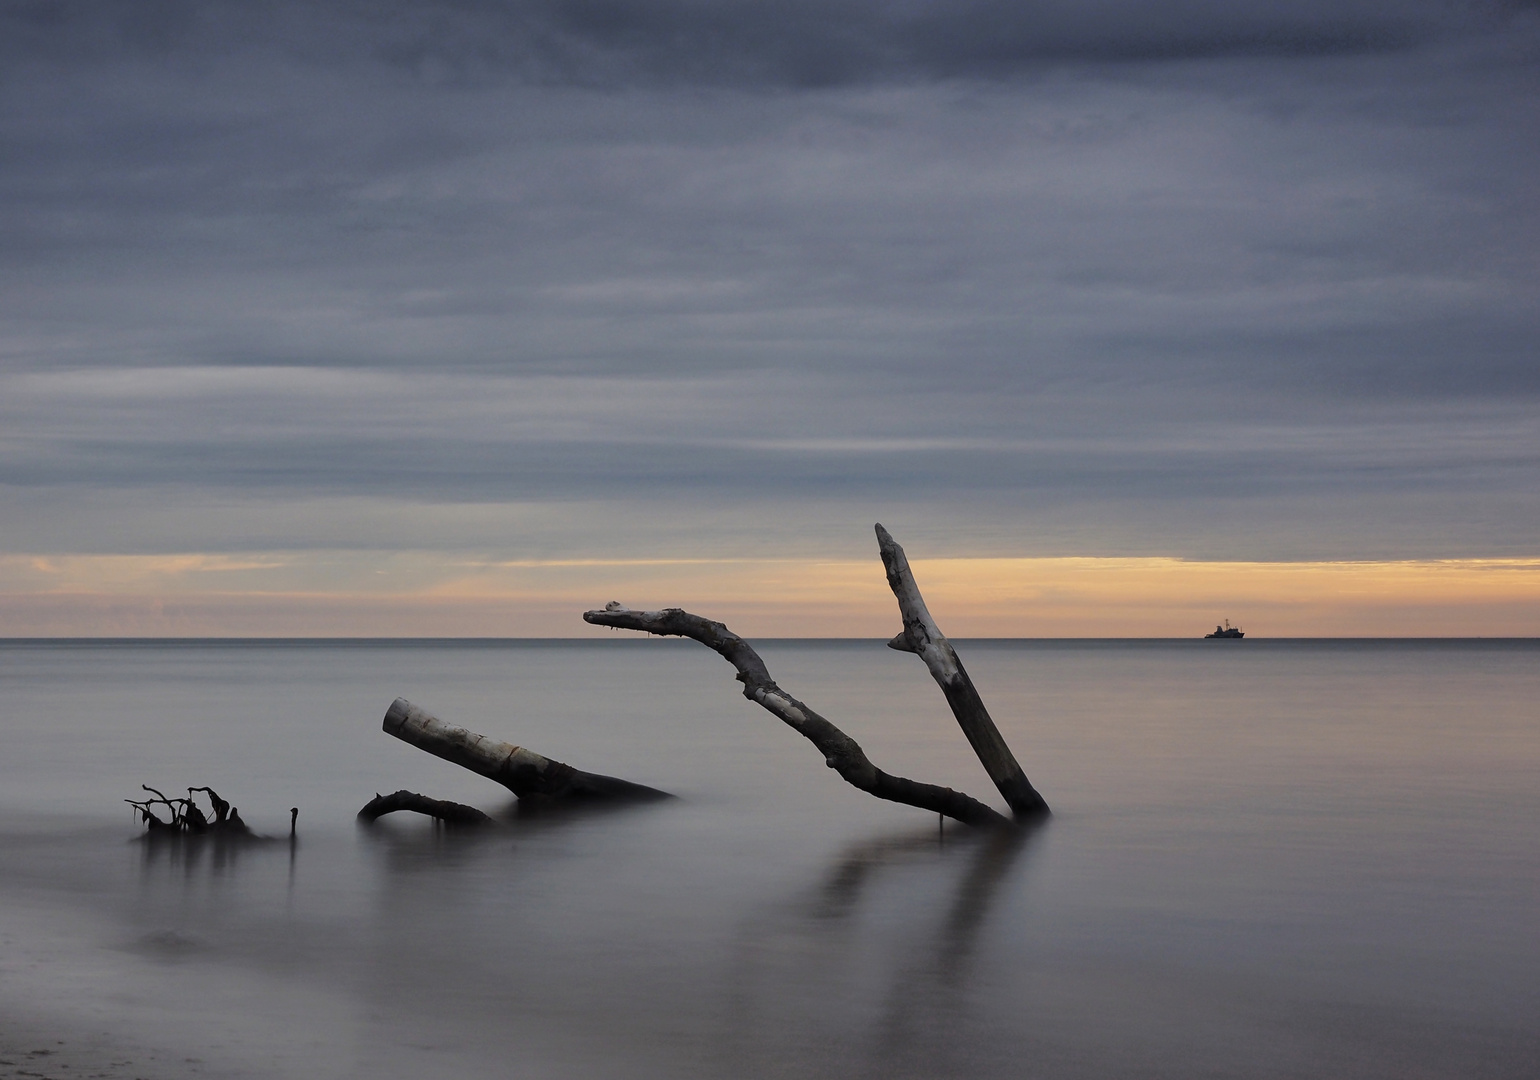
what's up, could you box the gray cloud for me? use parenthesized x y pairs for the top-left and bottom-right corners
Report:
(0, 1), (1536, 567)
(2, 1), (1520, 86)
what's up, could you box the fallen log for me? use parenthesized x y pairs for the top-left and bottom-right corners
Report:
(581, 604), (1011, 828)
(382, 698), (671, 803)
(357, 789), (493, 826)
(876, 523), (1050, 818)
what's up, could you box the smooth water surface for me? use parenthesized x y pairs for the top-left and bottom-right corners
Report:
(1, 640), (1536, 1078)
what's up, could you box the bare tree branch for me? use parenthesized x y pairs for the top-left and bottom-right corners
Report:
(875, 523), (1049, 818)
(581, 604), (1011, 828)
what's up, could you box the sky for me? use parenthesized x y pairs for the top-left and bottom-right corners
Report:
(2, 0), (1538, 636)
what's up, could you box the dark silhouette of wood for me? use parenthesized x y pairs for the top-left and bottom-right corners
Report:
(581, 604), (1011, 828)
(875, 523), (1050, 818)
(189, 786), (230, 823)
(356, 790), (493, 826)
(127, 785), (257, 838)
(382, 698), (671, 803)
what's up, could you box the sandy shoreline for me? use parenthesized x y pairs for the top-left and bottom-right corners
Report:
(0, 1017), (231, 1080)
(1, 1029), (155, 1080)
(2, 1005), (294, 1080)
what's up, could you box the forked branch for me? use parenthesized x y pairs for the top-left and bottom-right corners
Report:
(581, 604), (1010, 828)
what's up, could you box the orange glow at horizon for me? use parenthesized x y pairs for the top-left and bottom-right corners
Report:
(2, 552), (1537, 637)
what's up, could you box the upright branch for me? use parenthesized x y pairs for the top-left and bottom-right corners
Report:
(582, 604), (1010, 828)
(875, 523), (1049, 818)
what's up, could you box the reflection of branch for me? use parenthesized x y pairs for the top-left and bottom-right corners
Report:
(939, 824), (1036, 974)
(813, 824), (1039, 969)
(858, 824), (1039, 1075)
(712, 823), (1042, 1080)
(817, 833), (943, 918)
(876, 524), (1049, 819)
(583, 605), (1010, 828)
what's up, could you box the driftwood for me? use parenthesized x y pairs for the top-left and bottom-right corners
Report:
(876, 524), (1049, 817)
(582, 605), (1012, 828)
(365, 526), (1039, 830)
(357, 789), (493, 826)
(583, 524), (1048, 827)
(381, 697), (671, 804)
(127, 785), (256, 838)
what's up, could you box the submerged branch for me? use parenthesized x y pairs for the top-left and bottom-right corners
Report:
(357, 790), (493, 827)
(383, 698), (672, 803)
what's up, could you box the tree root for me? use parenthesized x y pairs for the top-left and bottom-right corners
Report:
(126, 785), (257, 839)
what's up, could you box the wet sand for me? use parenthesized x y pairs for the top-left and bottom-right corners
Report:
(0, 1020), (220, 1080)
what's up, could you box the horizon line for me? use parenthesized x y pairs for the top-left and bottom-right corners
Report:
(3, 635), (1536, 644)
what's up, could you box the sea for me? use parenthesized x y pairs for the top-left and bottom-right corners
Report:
(1, 638), (1536, 1079)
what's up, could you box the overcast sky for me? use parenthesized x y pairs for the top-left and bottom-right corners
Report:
(2, 1), (1537, 633)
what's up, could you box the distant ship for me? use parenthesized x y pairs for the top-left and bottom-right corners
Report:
(1205, 620), (1245, 639)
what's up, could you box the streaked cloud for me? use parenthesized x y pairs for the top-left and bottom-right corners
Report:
(1, 2), (1535, 633)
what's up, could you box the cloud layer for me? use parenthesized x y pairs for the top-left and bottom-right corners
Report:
(2, 2), (1537, 630)
(6, 1), (1522, 83)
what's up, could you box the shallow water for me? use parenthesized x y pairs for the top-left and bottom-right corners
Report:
(1, 639), (1537, 1079)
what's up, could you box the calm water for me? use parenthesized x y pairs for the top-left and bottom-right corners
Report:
(1, 639), (1536, 1079)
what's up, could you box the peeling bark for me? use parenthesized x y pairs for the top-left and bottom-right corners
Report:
(581, 604), (1010, 828)
(356, 789), (493, 826)
(382, 698), (671, 803)
(876, 524), (1050, 818)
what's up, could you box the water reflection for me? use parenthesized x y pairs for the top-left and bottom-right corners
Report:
(867, 826), (1040, 1079)
(14, 637), (1533, 1080)
(335, 808), (1044, 1078)
(815, 823), (1041, 975)
(135, 829), (275, 878)
(711, 822), (1042, 1079)
(939, 825), (1039, 977)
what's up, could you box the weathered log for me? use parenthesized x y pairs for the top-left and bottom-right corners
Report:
(382, 698), (671, 803)
(581, 604), (1011, 828)
(357, 789), (493, 826)
(875, 523), (1050, 818)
